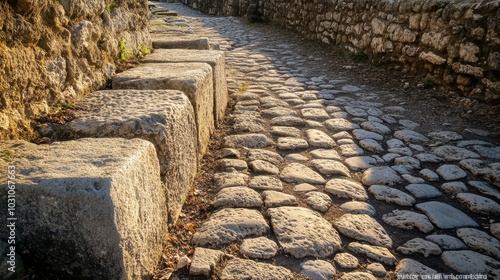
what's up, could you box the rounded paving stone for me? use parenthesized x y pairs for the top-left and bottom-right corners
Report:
(249, 176), (283, 191)
(310, 149), (342, 160)
(395, 259), (438, 278)
(366, 263), (387, 277)
(311, 159), (351, 177)
(262, 106), (298, 118)
(344, 156), (377, 171)
(301, 108), (330, 120)
(300, 260), (336, 280)
(285, 153), (309, 161)
(277, 137), (309, 150)
(436, 164), (468, 180)
(352, 129), (384, 141)
(305, 191), (332, 212)
(262, 190), (298, 207)
(432, 145), (481, 161)
(468, 181), (500, 200)
(425, 234), (467, 250)
(249, 160), (279, 175)
(405, 184), (443, 198)
(416, 201), (478, 229)
(440, 181), (468, 195)
(325, 178), (369, 201)
(491, 223), (500, 239)
(214, 173), (249, 189)
(402, 174), (426, 184)
(223, 133), (274, 149)
(347, 242), (397, 265)
(362, 167), (402, 186)
(361, 121), (391, 135)
(419, 169), (439, 181)
(456, 228), (500, 260)
(382, 210), (434, 233)
(271, 126), (302, 138)
(333, 252), (359, 269)
(280, 163), (325, 184)
(324, 118), (360, 132)
(220, 258), (293, 280)
(305, 129), (336, 148)
(359, 139), (384, 153)
(428, 131), (463, 141)
(248, 149), (284, 165)
(397, 238), (442, 257)
(441, 250), (500, 275)
(339, 272), (376, 280)
(339, 144), (365, 156)
(240, 237), (279, 259)
(394, 129), (429, 143)
(270, 116), (307, 126)
(340, 201), (376, 216)
(293, 183), (318, 193)
(456, 193), (500, 215)
(335, 214), (393, 248)
(368, 185), (415, 206)
(213, 187), (263, 208)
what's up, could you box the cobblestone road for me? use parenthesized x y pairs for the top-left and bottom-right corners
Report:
(152, 3), (500, 279)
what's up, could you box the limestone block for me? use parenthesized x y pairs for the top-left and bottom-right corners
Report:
(64, 90), (198, 223)
(452, 62), (484, 78)
(421, 32), (449, 51)
(419, 51), (446, 65)
(142, 49), (228, 127)
(459, 42), (480, 63)
(112, 63), (215, 158)
(152, 34), (214, 50)
(0, 138), (166, 279)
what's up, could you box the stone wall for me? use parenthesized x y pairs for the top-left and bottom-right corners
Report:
(181, 0), (500, 102)
(0, 0), (151, 140)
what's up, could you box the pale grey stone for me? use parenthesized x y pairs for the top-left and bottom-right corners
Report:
(217, 159), (248, 172)
(280, 163), (325, 184)
(220, 259), (293, 280)
(388, 147), (413, 156)
(306, 129), (336, 148)
(249, 176), (283, 191)
(440, 181), (468, 195)
(457, 193), (500, 215)
(192, 208), (269, 246)
(324, 118), (360, 132)
(342, 85), (361, 92)
(224, 133), (274, 149)
(457, 228), (500, 260)
(380, 115), (398, 124)
(219, 148), (240, 159)
(361, 121), (391, 134)
(271, 126), (302, 137)
(398, 119), (419, 129)
(248, 149), (284, 166)
(176, 255), (191, 269)
(386, 139), (406, 149)
(311, 159), (351, 177)
(277, 137), (309, 150)
(345, 156), (377, 171)
(468, 181), (500, 200)
(347, 242), (397, 265)
(262, 106), (298, 118)
(457, 140), (493, 147)
(249, 160), (279, 175)
(332, 131), (353, 140)
(428, 131), (463, 142)
(260, 97), (290, 108)
(189, 248), (224, 277)
(345, 106), (368, 117)
(402, 174), (426, 184)
(473, 145), (500, 160)
(410, 144), (425, 152)
(398, 238), (442, 257)
(366, 263), (387, 277)
(383, 153), (400, 163)
(394, 156), (420, 169)
(419, 169), (439, 181)
(441, 250), (500, 275)
(335, 214), (392, 247)
(491, 223), (500, 239)
(436, 164), (467, 180)
(270, 116), (307, 126)
(340, 144), (365, 156)
(330, 111), (349, 118)
(405, 184), (443, 198)
(352, 129), (384, 141)
(325, 178), (368, 200)
(213, 187), (262, 208)
(359, 139), (385, 153)
(338, 138), (355, 145)
(432, 145), (481, 161)
(391, 164), (414, 175)
(394, 129), (429, 143)
(285, 153), (309, 161)
(382, 210), (434, 233)
(368, 185), (415, 206)
(414, 153), (443, 163)
(460, 159), (500, 186)
(262, 191), (298, 207)
(334, 253), (359, 269)
(340, 201), (376, 216)
(416, 202), (479, 229)
(269, 207), (342, 258)
(310, 149), (342, 161)
(368, 116), (384, 123)
(294, 183), (318, 192)
(362, 167), (403, 186)
(305, 192), (332, 212)
(301, 108), (330, 120)
(301, 260), (336, 280)
(240, 237), (279, 259)
(425, 234), (467, 250)
(339, 272), (377, 280)
(395, 259), (438, 279)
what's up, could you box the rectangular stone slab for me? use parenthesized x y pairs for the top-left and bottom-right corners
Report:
(63, 89), (198, 223)
(151, 34), (215, 50)
(0, 138), (166, 279)
(142, 49), (228, 128)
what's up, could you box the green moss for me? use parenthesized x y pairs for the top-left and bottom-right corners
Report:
(3, 150), (12, 158)
(236, 81), (250, 94)
(137, 44), (151, 58)
(119, 38), (133, 61)
(106, 1), (117, 13)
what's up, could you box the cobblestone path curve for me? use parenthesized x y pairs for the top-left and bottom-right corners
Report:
(152, 3), (500, 279)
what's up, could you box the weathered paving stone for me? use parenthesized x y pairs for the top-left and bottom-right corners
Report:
(249, 160), (279, 175)
(391, 164), (414, 175)
(324, 119), (360, 132)
(339, 144), (365, 156)
(262, 191), (298, 207)
(382, 210), (434, 233)
(383, 153), (400, 163)
(347, 242), (397, 265)
(416, 201), (479, 229)
(224, 133), (274, 149)
(249, 176), (283, 191)
(457, 193), (500, 215)
(368, 185), (415, 206)
(220, 258), (293, 280)
(352, 129), (384, 141)
(362, 167), (402, 186)
(301, 260), (336, 280)
(305, 192), (332, 212)
(457, 228), (500, 259)
(269, 207), (342, 258)
(473, 145), (500, 160)
(301, 108), (330, 120)
(189, 248), (224, 277)
(415, 153), (443, 163)
(367, 263), (387, 277)
(338, 138), (355, 145)
(217, 159), (248, 172)
(248, 149), (284, 166)
(395, 259), (438, 278)
(213, 187), (262, 208)
(151, 35), (211, 50)
(219, 148), (240, 159)
(270, 116), (307, 126)
(280, 163), (326, 184)
(271, 126), (302, 137)
(432, 145), (481, 161)
(397, 238), (442, 257)
(394, 156), (420, 169)
(419, 169), (439, 181)
(310, 149), (342, 160)
(345, 156), (377, 171)
(394, 129), (429, 143)
(359, 139), (385, 153)
(285, 153), (309, 161)
(468, 181), (500, 200)
(294, 183), (318, 192)
(240, 237), (279, 259)
(334, 252), (359, 269)
(405, 184), (443, 198)
(440, 181), (468, 195)
(345, 106), (368, 117)
(214, 173), (248, 189)
(262, 106), (298, 118)
(325, 178), (368, 200)
(335, 214), (393, 247)
(306, 129), (336, 148)
(459, 159), (500, 186)
(491, 223), (500, 239)
(425, 234), (467, 250)
(192, 208), (269, 246)
(428, 131), (463, 142)
(233, 115), (266, 133)
(277, 137), (309, 150)
(436, 164), (467, 180)
(332, 131), (353, 140)
(441, 250), (500, 275)
(402, 174), (426, 184)
(388, 147), (413, 156)
(361, 121), (391, 135)
(311, 159), (351, 177)
(340, 201), (376, 216)
(339, 272), (377, 280)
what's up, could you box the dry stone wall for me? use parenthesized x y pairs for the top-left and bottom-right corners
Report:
(181, 0), (500, 102)
(0, 0), (151, 140)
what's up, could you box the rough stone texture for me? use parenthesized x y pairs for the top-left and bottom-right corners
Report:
(220, 258), (293, 280)
(425, 234), (467, 250)
(248, 149), (284, 166)
(397, 238), (442, 257)
(304, 191), (332, 212)
(142, 49), (228, 126)
(269, 207), (342, 258)
(368, 185), (415, 206)
(340, 201), (376, 216)
(249, 160), (280, 175)
(300, 260), (336, 280)
(362, 167), (402, 186)
(405, 184), (443, 198)
(347, 243), (396, 265)
(249, 176), (283, 191)
(240, 237), (279, 259)
(277, 137), (309, 150)
(224, 133), (274, 149)
(151, 35), (212, 50)
(456, 193), (500, 215)
(213, 187), (262, 208)
(262, 191), (298, 207)
(416, 201), (479, 229)
(280, 163), (326, 184)
(63, 90), (197, 222)
(0, 138), (166, 279)
(395, 259), (438, 278)
(335, 214), (393, 248)
(325, 179), (368, 201)
(345, 156), (377, 171)
(339, 272), (377, 280)
(311, 159), (350, 177)
(441, 250), (500, 276)
(436, 164), (468, 180)
(382, 210), (434, 233)
(214, 173), (249, 189)
(334, 253), (359, 269)
(366, 263), (387, 277)
(457, 228), (500, 260)
(192, 208), (269, 246)
(306, 129), (336, 148)
(432, 146), (481, 161)
(112, 63), (215, 159)
(0, 0), (151, 140)
(189, 248), (224, 277)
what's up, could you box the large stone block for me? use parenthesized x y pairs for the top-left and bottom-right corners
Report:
(112, 63), (215, 159)
(63, 90), (198, 223)
(152, 34), (219, 50)
(142, 49), (228, 128)
(0, 138), (166, 279)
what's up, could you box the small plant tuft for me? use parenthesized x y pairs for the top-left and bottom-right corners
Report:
(106, 1), (117, 13)
(137, 44), (151, 58)
(3, 150), (12, 158)
(236, 81), (250, 94)
(119, 38), (134, 61)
